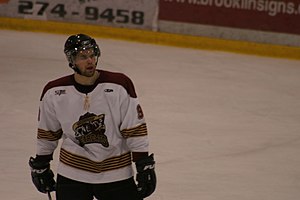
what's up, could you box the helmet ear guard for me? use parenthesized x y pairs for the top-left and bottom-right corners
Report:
(64, 34), (101, 71)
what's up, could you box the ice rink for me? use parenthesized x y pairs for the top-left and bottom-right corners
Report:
(1, 29), (300, 200)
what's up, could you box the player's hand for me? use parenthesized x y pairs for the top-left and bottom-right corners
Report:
(135, 154), (156, 198)
(29, 157), (56, 193)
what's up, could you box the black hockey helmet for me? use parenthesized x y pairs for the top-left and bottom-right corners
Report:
(64, 34), (101, 69)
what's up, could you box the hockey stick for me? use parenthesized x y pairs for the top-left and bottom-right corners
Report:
(47, 191), (52, 200)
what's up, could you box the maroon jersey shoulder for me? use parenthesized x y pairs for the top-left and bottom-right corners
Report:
(40, 75), (74, 100)
(98, 70), (137, 98)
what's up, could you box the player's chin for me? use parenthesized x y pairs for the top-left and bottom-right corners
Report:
(83, 68), (96, 77)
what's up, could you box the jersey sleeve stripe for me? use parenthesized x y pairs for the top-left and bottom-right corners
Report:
(120, 123), (148, 138)
(37, 128), (63, 141)
(59, 148), (132, 173)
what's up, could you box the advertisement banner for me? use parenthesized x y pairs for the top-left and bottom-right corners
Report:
(0, 0), (158, 30)
(159, 0), (300, 35)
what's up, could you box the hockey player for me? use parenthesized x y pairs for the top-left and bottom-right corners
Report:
(29, 34), (156, 200)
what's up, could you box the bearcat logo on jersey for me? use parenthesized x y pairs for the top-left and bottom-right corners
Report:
(72, 112), (109, 147)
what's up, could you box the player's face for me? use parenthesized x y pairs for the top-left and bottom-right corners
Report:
(74, 48), (97, 77)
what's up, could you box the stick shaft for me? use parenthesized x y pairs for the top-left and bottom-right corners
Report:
(47, 191), (52, 200)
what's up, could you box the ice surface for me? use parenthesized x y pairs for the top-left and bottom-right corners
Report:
(1, 30), (300, 200)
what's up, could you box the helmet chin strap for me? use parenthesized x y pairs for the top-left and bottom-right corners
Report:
(69, 63), (82, 75)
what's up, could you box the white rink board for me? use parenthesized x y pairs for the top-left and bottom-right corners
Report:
(0, 0), (158, 30)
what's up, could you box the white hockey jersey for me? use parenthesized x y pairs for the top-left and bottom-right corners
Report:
(36, 70), (149, 183)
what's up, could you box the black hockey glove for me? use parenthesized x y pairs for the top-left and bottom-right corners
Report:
(135, 154), (156, 198)
(29, 157), (56, 193)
